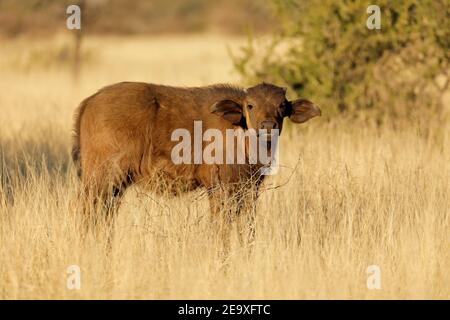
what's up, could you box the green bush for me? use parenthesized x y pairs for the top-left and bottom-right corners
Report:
(232, 0), (450, 117)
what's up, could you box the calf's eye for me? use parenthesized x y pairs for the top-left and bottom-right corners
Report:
(247, 104), (254, 110)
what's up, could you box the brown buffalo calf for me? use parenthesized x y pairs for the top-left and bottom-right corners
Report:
(72, 82), (320, 237)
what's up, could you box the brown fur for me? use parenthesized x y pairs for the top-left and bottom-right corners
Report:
(72, 81), (320, 239)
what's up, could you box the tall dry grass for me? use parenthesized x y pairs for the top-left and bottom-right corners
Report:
(0, 34), (449, 299)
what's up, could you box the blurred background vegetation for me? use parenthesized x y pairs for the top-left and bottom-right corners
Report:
(0, 0), (275, 36)
(232, 0), (450, 120)
(1, 0), (449, 120)
(0, 0), (275, 76)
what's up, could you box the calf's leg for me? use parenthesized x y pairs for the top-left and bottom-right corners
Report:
(79, 159), (133, 236)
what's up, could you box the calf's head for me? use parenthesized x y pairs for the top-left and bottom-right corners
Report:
(210, 83), (321, 138)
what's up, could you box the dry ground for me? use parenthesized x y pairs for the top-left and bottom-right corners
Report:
(0, 34), (449, 299)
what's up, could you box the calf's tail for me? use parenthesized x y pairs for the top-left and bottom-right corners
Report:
(72, 97), (91, 178)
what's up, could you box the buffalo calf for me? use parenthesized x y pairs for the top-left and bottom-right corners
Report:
(72, 82), (320, 237)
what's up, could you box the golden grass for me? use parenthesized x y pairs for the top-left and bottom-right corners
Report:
(0, 34), (449, 299)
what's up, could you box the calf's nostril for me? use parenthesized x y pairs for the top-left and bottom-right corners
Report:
(261, 120), (277, 130)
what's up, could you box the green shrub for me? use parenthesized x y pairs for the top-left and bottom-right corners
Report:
(232, 0), (450, 117)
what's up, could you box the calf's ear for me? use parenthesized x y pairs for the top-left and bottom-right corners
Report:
(210, 100), (243, 125)
(288, 99), (321, 124)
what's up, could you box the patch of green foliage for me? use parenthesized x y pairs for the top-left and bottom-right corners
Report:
(232, 0), (450, 117)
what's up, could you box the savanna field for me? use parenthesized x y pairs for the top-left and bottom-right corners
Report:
(0, 34), (449, 299)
